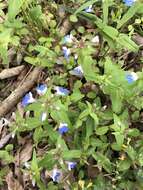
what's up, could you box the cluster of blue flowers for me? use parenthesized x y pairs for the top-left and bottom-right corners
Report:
(51, 161), (77, 182)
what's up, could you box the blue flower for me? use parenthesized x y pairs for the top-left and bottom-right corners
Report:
(125, 72), (138, 84)
(54, 86), (70, 96)
(58, 123), (69, 135)
(41, 112), (47, 122)
(36, 84), (47, 96)
(70, 65), (83, 77)
(123, 0), (136, 6)
(62, 46), (71, 60)
(67, 161), (77, 171)
(51, 169), (61, 182)
(22, 92), (35, 107)
(63, 34), (73, 44)
(85, 5), (93, 13)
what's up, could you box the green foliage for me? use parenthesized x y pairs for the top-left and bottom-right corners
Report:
(1, 0), (143, 189)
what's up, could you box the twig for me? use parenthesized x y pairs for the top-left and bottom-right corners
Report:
(0, 65), (25, 80)
(0, 67), (42, 117)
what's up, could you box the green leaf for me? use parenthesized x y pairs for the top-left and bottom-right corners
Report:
(57, 136), (68, 150)
(92, 152), (112, 173)
(45, 125), (59, 142)
(117, 3), (142, 29)
(138, 152), (143, 166)
(117, 33), (139, 52)
(112, 132), (124, 148)
(70, 91), (84, 102)
(127, 128), (140, 137)
(79, 52), (100, 82)
(39, 153), (56, 170)
(0, 29), (12, 64)
(110, 90), (123, 113)
(70, 15), (78, 22)
(96, 126), (109, 135)
(24, 56), (37, 65)
(86, 117), (94, 138)
(34, 127), (47, 144)
(62, 150), (82, 159)
(74, 0), (98, 14)
(31, 149), (39, 176)
(0, 150), (14, 164)
(118, 159), (131, 171)
(50, 110), (71, 126)
(111, 142), (122, 151)
(91, 138), (104, 148)
(125, 146), (136, 161)
(31, 150), (46, 190)
(77, 11), (139, 51)
(102, 0), (113, 24)
(8, 0), (24, 21)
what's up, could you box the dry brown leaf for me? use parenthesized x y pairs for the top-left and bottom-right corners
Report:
(0, 133), (12, 149)
(19, 141), (33, 165)
(133, 34), (143, 46)
(6, 171), (23, 190)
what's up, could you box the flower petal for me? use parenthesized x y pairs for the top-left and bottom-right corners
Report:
(54, 86), (70, 96)
(125, 72), (138, 84)
(67, 161), (77, 171)
(36, 84), (47, 96)
(70, 65), (83, 77)
(51, 169), (61, 182)
(22, 92), (35, 107)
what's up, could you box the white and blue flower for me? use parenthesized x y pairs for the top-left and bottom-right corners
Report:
(36, 84), (47, 96)
(21, 92), (35, 107)
(51, 169), (61, 182)
(63, 34), (74, 44)
(67, 161), (77, 171)
(41, 112), (47, 122)
(58, 123), (69, 135)
(91, 35), (100, 44)
(123, 0), (136, 6)
(125, 72), (138, 84)
(62, 46), (71, 60)
(70, 65), (83, 77)
(85, 5), (93, 13)
(54, 86), (70, 96)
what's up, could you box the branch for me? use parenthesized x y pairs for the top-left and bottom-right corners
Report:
(0, 67), (42, 117)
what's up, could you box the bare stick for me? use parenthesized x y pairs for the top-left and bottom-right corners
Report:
(0, 67), (42, 117)
(0, 65), (25, 80)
